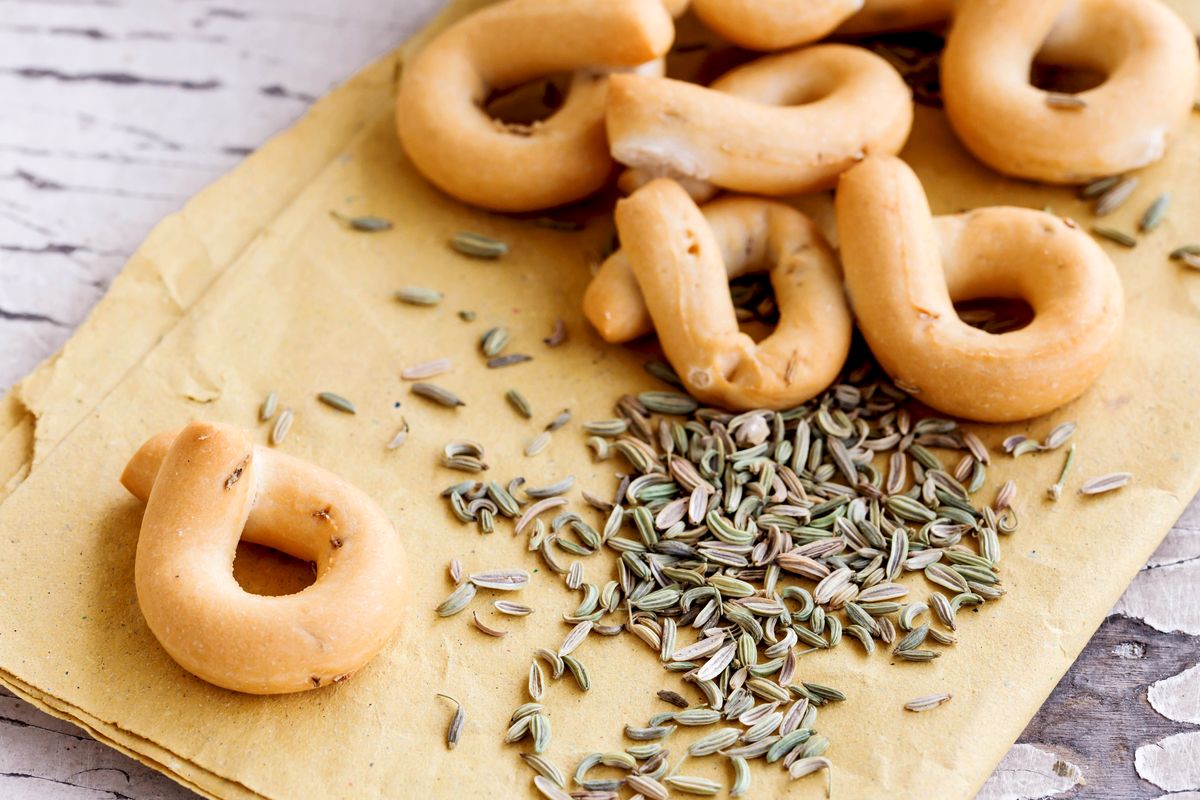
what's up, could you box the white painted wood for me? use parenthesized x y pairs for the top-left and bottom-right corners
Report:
(1137, 732), (1200, 793)
(1149, 663), (1200, 725)
(0, 1), (1197, 798)
(975, 744), (1083, 800)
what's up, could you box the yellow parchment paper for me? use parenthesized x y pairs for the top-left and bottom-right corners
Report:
(2, 2), (1199, 798)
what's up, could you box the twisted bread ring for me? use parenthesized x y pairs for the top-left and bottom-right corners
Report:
(121, 422), (407, 694)
(836, 156), (1124, 422)
(612, 180), (853, 410)
(606, 45), (913, 198)
(942, 0), (1198, 183)
(396, 0), (673, 212)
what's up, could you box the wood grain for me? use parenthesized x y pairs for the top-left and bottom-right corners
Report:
(0, 1), (1196, 798)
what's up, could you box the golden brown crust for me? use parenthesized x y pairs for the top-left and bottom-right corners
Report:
(942, 0), (1198, 183)
(122, 422), (407, 694)
(691, 0), (865, 50)
(836, 156), (1125, 422)
(395, 0), (674, 212)
(605, 45), (913, 198)
(613, 180), (852, 410)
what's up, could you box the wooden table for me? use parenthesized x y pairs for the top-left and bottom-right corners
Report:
(1, 2), (1196, 798)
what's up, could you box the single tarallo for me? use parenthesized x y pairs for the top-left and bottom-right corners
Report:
(1, 1), (1197, 799)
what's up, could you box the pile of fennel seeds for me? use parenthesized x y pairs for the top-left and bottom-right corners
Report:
(441, 357), (1016, 797)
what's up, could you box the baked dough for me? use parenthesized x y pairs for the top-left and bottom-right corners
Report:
(836, 156), (1125, 422)
(941, 0), (1198, 183)
(121, 422), (407, 694)
(606, 45), (913, 198)
(396, 0), (674, 211)
(612, 180), (852, 410)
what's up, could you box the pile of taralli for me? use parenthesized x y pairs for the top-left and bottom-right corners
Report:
(115, 0), (1197, 797)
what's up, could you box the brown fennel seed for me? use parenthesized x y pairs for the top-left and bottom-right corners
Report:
(545, 409), (572, 432)
(394, 286), (443, 306)
(488, 354), (533, 369)
(533, 775), (572, 800)
(505, 388), (533, 418)
(544, 318), (567, 347)
(994, 479), (1017, 511)
(386, 419), (409, 450)
(468, 569), (529, 590)
(329, 210), (392, 232)
(1079, 175), (1121, 199)
(1079, 472), (1133, 495)
(480, 327), (510, 357)
(905, 693), (952, 712)
(559, 620), (592, 657)
(258, 391), (277, 422)
(471, 611), (507, 637)
(525, 431), (551, 457)
(1140, 193), (1169, 232)
(494, 600), (533, 616)
(450, 231), (508, 259)
(521, 754), (566, 789)
(1044, 92), (1086, 110)
(317, 391), (356, 414)
(657, 689), (689, 708)
(412, 382), (465, 407)
(1093, 176), (1138, 216)
(401, 358), (452, 380)
(529, 660), (545, 701)
(1091, 226), (1137, 248)
(269, 407), (293, 446)
(435, 693), (464, 749)
(436, 582), (476, 617)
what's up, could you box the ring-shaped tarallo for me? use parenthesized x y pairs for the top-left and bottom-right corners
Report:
(836, 156), (1125, 422)
(691, 0), (955, 50)
(121, 423), (407, 694)
(691, 0), (866, 50)
(606, 45), (913, 198)
(612, 180), (853, 411)
(941, 0), (1198, 183)
(396, 0), (674, 212)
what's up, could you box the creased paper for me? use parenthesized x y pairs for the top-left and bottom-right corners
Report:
(1, 2), (1199, 799)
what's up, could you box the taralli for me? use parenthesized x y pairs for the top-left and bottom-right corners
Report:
(613, 179), (853, 410)
(606, 45), (913, 198)
(396, 0), (673, 212)
(691, 0), (865, 51)
(837, 0), (955, 35)
(836, 156), (1124, 422)
(121, 422), (407, 694)
(941, 0), (1198, 183)
(585, 194), (839, 343)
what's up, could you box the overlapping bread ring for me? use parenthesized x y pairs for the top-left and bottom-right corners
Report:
(121, 422), (407, 695)
(585, 194), (838, 344)
(942, 0), (1198, 183)
(836, 156), (1124, 422)
(606, 44), (913, 198)
(395, 0), (673, 212)
(690, 0), (866, 51)
(690, 0), (953, 49)
(612, 179), (853, 411)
